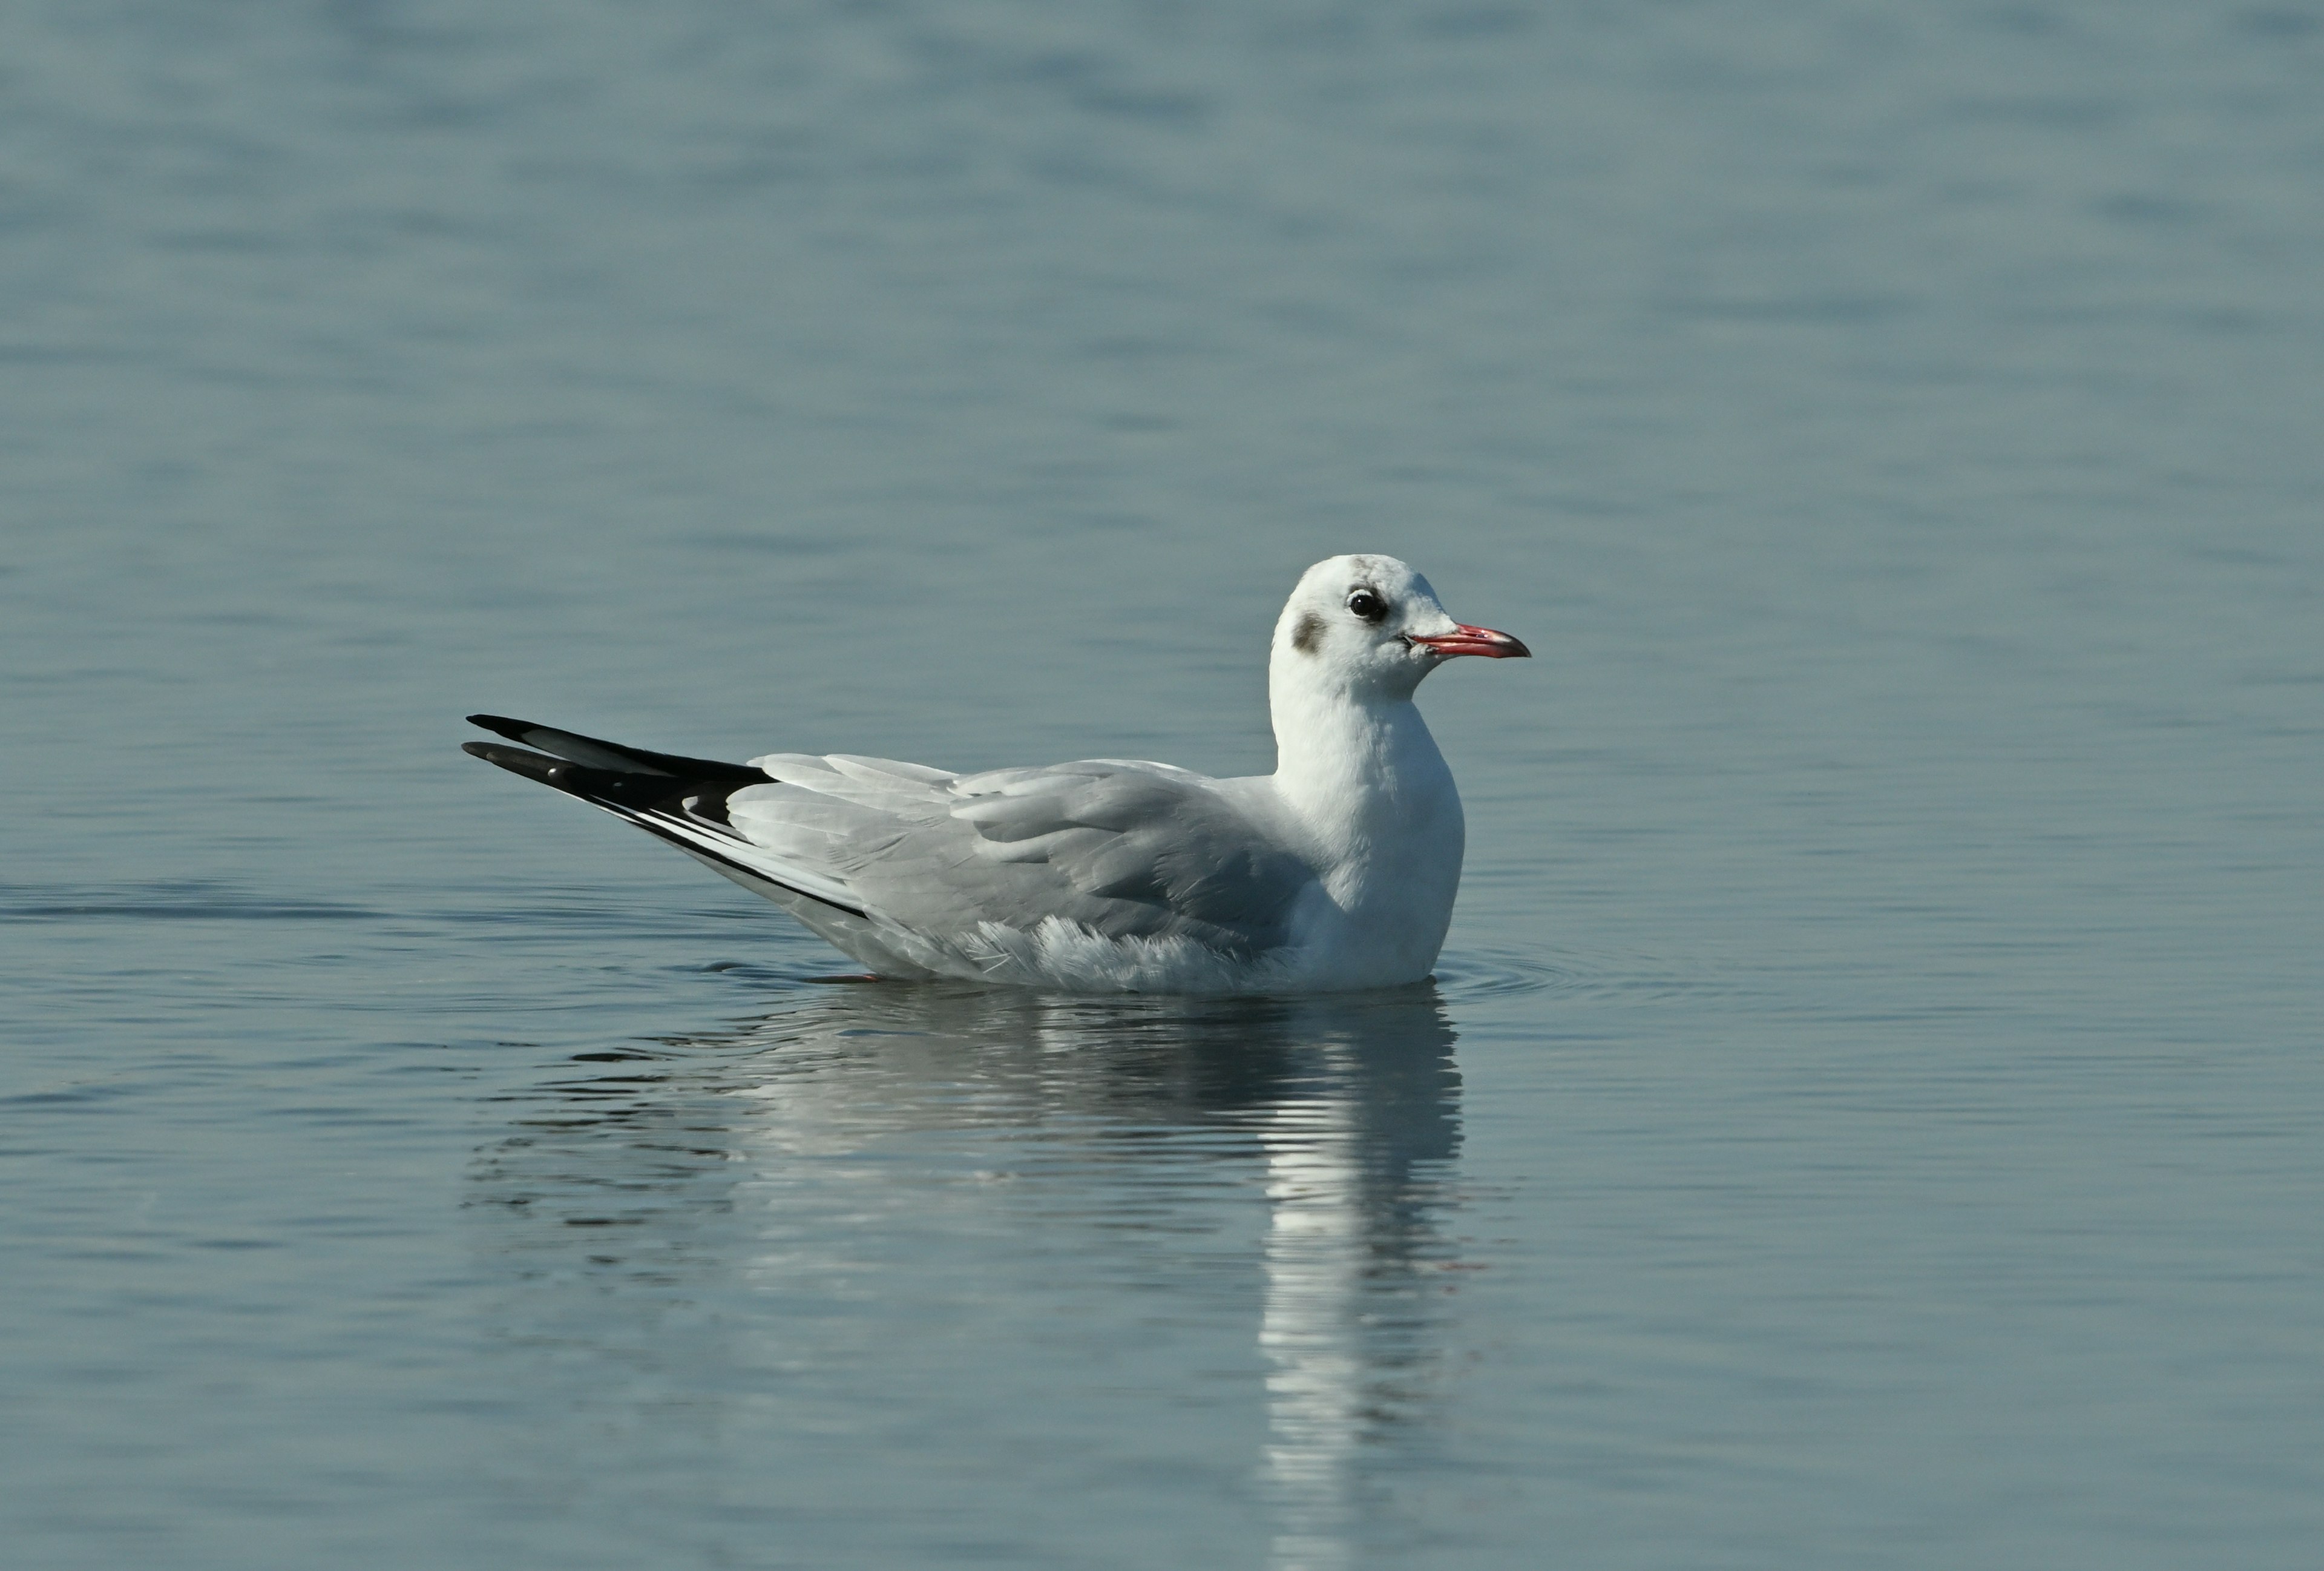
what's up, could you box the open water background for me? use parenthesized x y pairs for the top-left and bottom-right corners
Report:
(4, 2), (2321, 1567)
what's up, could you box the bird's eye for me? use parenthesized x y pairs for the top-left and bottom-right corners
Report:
(1347, 590), (1387, 622)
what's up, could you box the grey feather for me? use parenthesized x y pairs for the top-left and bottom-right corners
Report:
(720, 758), (1311, 955)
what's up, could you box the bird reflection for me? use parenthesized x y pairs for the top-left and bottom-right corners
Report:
(1240, 995), (1460, 1571)
(470, 980), (1463, 1567)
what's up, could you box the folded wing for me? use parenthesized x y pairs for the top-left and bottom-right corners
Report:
(733, 756), (1308, 956)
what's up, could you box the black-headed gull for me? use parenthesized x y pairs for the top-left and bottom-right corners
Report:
(463, 554), (1527, 992)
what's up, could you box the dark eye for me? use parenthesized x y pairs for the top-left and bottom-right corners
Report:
(1347, 589), (1388, 623)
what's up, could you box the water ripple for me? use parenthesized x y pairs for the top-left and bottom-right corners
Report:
(0, 882), (380, 923)
(1433, 942), (1747, 1007)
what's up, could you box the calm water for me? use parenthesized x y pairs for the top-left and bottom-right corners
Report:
(5, 2), (2322, 1566)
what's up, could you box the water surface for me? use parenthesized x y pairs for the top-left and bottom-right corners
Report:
(5, 3), (2321, 1567)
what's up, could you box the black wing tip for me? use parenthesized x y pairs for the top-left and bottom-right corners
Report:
(461, 713), (769, 785)
(461, 739), (720, 815)
(462, 739), (566, 783)
(459, 734), (871, 923)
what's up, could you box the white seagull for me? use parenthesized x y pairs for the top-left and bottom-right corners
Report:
(463, 554), (1527, 993)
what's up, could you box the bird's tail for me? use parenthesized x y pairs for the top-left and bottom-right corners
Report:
(460, 716), (869, 920)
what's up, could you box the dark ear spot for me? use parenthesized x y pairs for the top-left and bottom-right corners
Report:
(1291, 611), (1324, 654)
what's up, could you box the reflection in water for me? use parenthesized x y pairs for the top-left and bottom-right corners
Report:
(1249, 1005), (1460, 1571)
(470, 982), (1462, 1566)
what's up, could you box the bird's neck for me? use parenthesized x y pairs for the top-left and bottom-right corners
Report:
(1267, 681), (1454, 840)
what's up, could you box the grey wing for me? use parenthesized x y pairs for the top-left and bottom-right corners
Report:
(722, 756), (1311, 955)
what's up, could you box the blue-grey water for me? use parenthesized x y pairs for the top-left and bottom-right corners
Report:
(5, 3), (2322, 1566)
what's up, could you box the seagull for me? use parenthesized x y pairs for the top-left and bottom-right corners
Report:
(462, 554), (1528, 993)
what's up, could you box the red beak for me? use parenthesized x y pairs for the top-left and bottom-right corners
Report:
(1407, 624), (1531, 660)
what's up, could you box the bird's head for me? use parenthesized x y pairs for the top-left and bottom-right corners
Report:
(1270, 554), (1528, 703)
